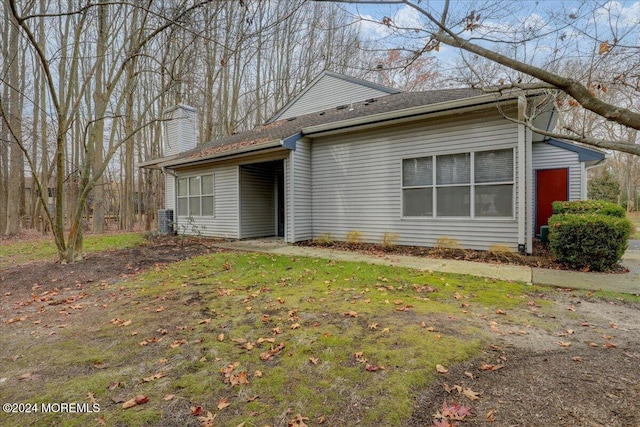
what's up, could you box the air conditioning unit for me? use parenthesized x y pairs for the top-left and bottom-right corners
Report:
(158, 209), (174, 234)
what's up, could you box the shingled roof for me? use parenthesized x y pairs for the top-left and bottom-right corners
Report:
(149, 87), (493, 168)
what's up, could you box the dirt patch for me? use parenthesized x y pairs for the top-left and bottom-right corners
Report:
(412, 345), (640, 427)
(0, 235), (216, 296)
(410, 290), (640, 427)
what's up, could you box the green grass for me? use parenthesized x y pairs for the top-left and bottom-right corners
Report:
(0, 232), (145, 267)
(1, 251), (548, 427)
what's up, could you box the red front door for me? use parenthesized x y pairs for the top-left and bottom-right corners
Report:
(536, 168), (568, 234)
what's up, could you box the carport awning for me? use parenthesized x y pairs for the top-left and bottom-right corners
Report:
(138, 133), (301, 170)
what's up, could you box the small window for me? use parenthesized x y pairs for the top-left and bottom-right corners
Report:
(177, 174), (214, 217)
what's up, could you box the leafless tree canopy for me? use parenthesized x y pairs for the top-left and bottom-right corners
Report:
(2, 0), (638, 256)
(319, 0), (640, 156)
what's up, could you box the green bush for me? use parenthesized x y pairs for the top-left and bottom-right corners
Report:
(552, 200), (626, 218)
(548, 213), (632, 271)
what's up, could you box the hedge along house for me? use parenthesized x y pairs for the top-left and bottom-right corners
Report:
(140, 71), (605, 254)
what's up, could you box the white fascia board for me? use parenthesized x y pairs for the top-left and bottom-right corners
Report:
(138, 154), (182, 169)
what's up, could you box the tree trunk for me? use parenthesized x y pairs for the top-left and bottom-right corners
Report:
(5, 9), (24, 235)
(91, 1), (107, 233)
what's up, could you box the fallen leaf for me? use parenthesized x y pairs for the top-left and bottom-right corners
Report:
(480, 363), (503, 371)
(108, 381), (120, 390)
(87, 391), (98, 404)
(604, 342), (617, 348)
(557, 341), (571, 347)
(462, 387), (480, 400)
(198, 411), (216, 427)
(142, 371), (167, 382)
(288, 413), (309, 427)
(486, 408), (496, 422)
(217, 397), (231, 410)
(495, 309), (506, 315)
(572, 356), (582, 362)
(217, 333), (225, 342)
(365, 363), (384, 372)
(309, 357), (320, 365)
(163, 394), (175, 401)
(135, 395), (149, 404)
(342, 311), (358, 318)
(170, 339), (187, 348)
(122, 395), (148, 409)
(191, 406), (204, 416)
(436, 364), (449, 373)
(291, 323), (301, 329)
(464, 371), (474, 379)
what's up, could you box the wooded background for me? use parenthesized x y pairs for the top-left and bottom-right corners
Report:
(1, 0), (638, 249)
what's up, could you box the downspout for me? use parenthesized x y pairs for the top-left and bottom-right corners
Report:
(525, 126), (533, 254)
(517, 97), (527, 254)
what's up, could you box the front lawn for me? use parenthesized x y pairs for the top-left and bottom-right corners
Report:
(0, 249), (547, 427)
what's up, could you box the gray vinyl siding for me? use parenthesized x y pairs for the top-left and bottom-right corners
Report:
(290, 140), (312, 242)
(532, 142), (582, 201)
(165, 174), (175, 211)
(175, 164), (239, 239)
(239, 165), (275, 239)
(311, 112), (521, 251)
(278, 74), (393, 121)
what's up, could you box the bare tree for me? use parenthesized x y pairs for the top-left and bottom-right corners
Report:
(317, 0), (640, 156)
(2, 0), (210, 261)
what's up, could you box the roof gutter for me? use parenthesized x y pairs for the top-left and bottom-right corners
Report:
(302, 91), (541, 136)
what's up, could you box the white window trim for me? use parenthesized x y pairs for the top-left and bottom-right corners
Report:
(177, 173), (215, 218)
(401, 148), (516, 220)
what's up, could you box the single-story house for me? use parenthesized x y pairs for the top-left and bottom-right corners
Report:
(140, 71), (605, 254)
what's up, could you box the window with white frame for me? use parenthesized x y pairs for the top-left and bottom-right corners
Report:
(177, 175), (214, 217)
(402, 148), (514, 218)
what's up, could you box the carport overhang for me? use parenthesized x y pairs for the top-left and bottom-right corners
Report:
(138, 133), (302, 171)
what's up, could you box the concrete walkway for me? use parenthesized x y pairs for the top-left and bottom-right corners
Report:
(213, 239), (640, 295)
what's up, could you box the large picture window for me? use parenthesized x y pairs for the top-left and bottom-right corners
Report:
(402, 149), (514, 218)
(177, 175), (214, 217)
